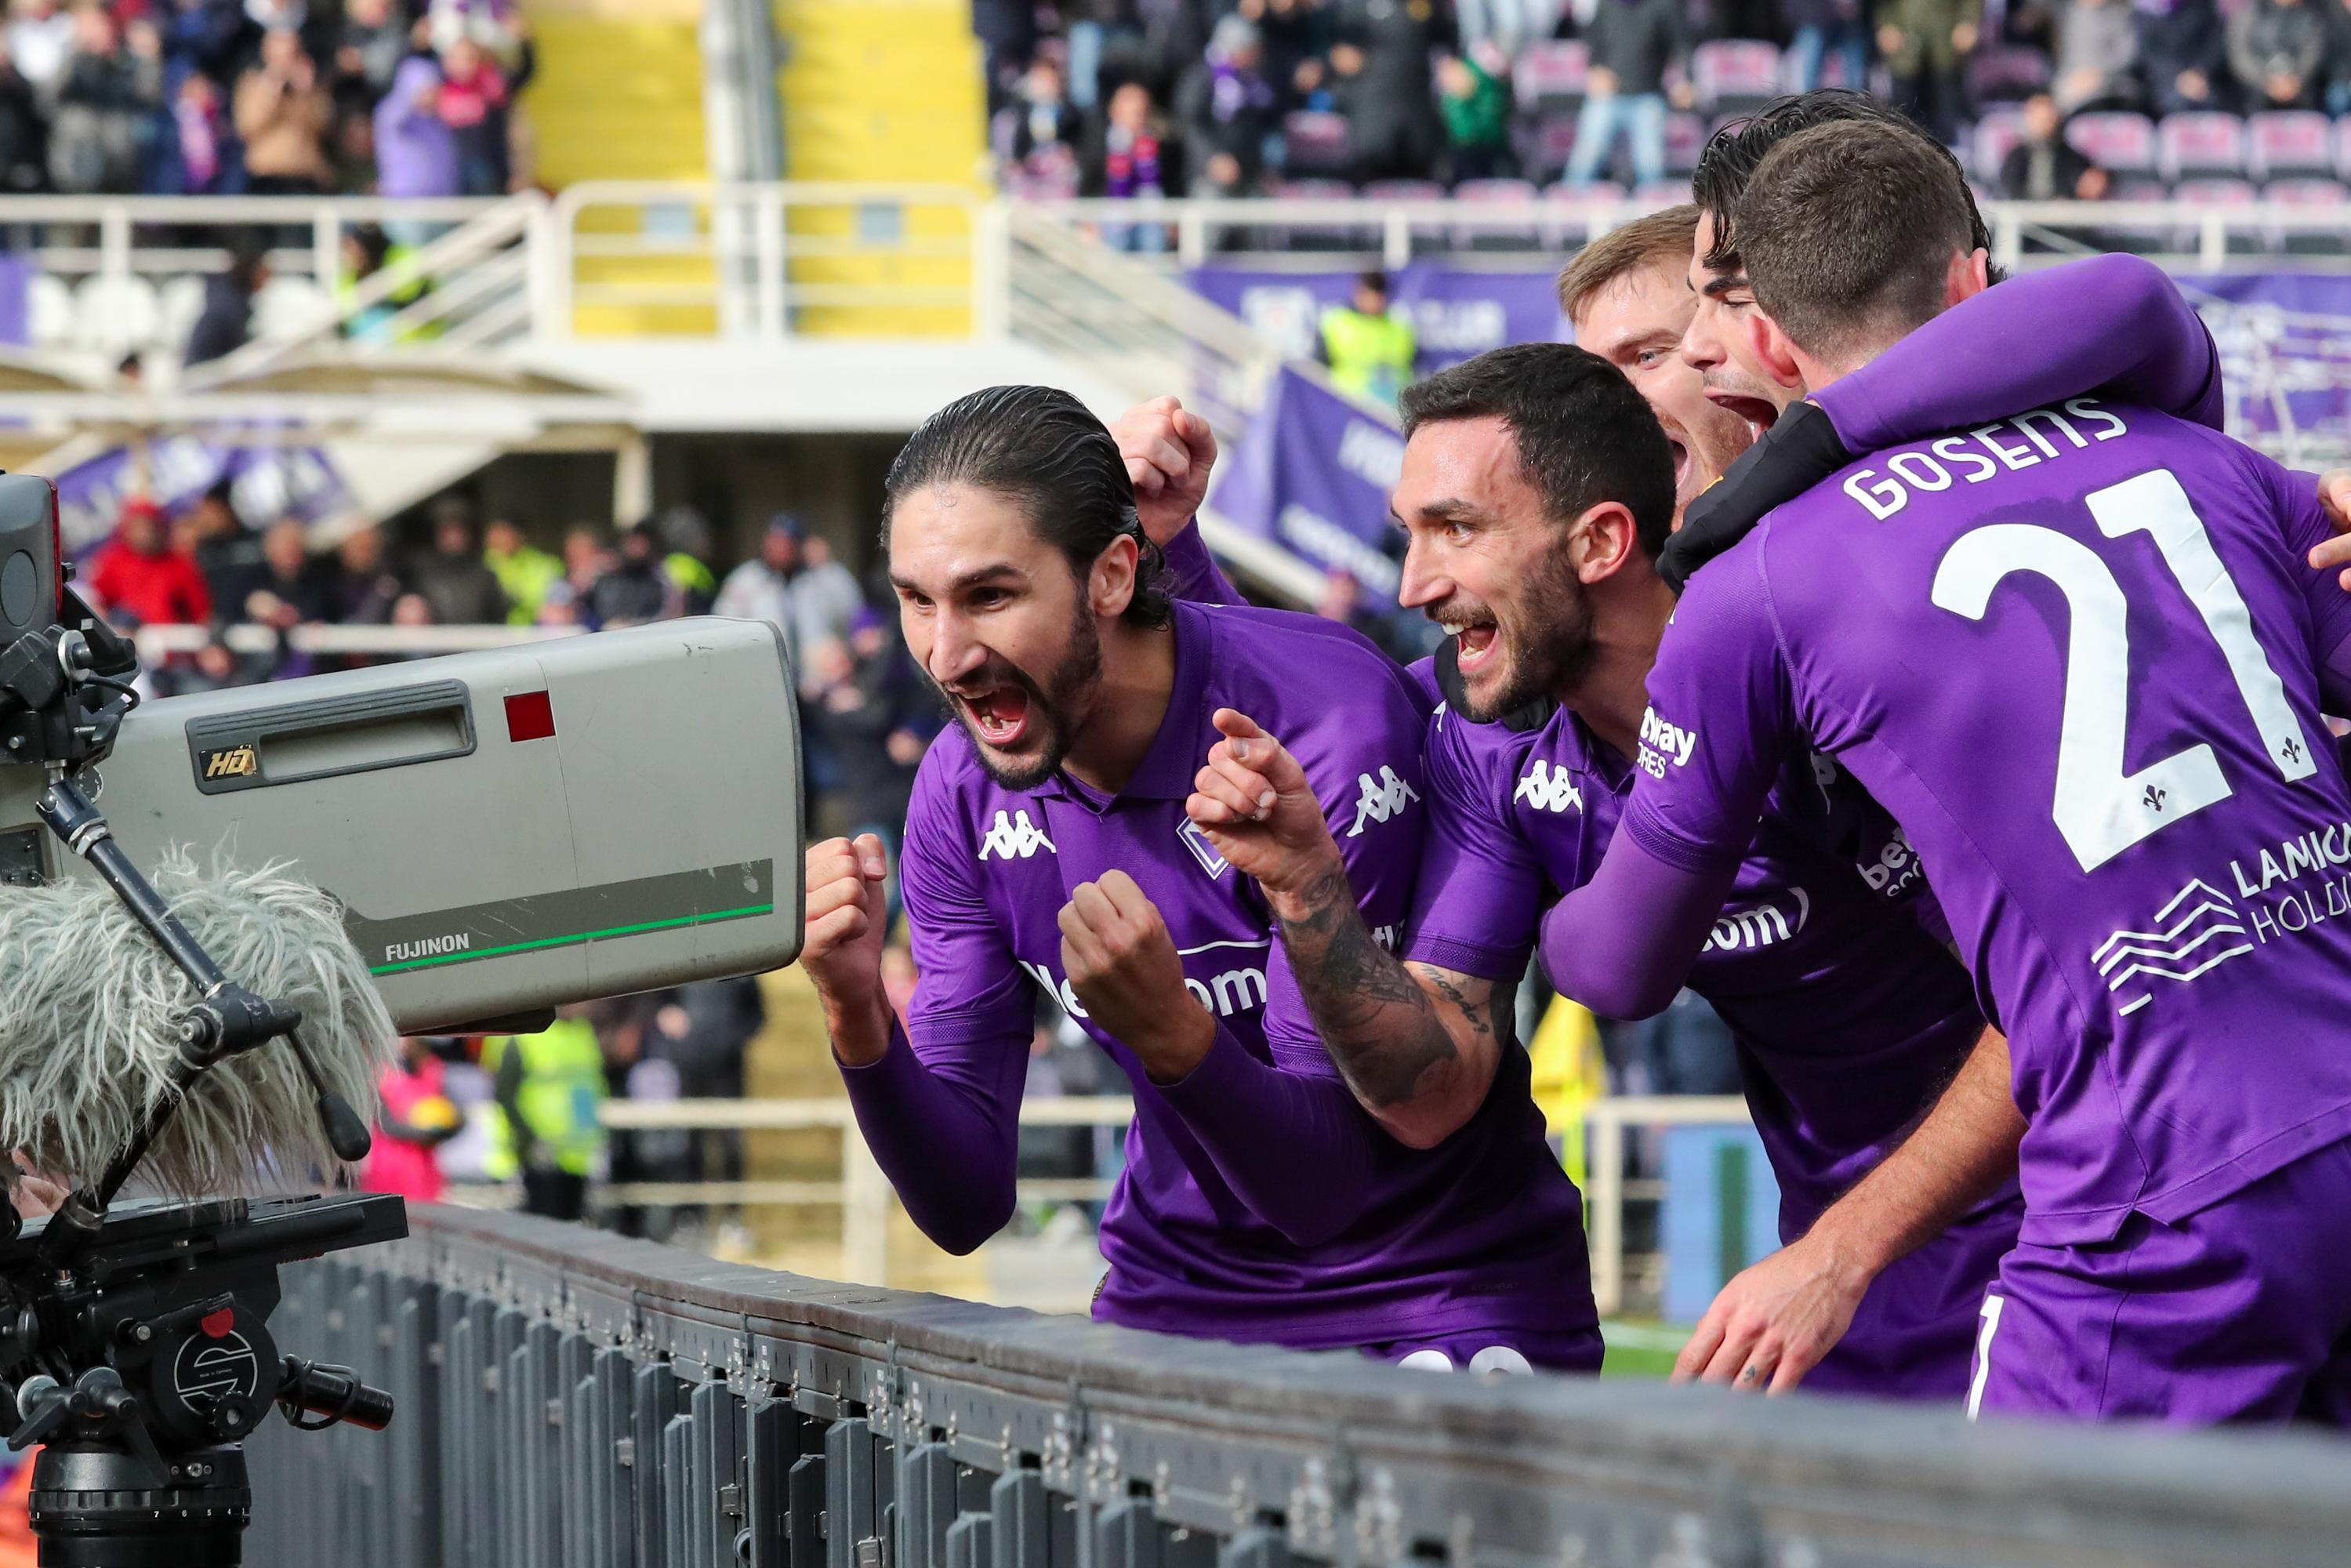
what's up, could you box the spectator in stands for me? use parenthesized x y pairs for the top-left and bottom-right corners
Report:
(2053, 0), (2142, 108)
(656, 505), (719, 614)
(1081, 81), (1175, 251)
(1457, 0), (1564, 58)
(85, 499), (212, 627)
(561, 521), (611, 597)
(2329, 0), (2351, 112)
(789, 531), (865, 673)
(484, 1004), (606, 1222)
(186, 482), (269, 616)
(183, 236), (268, 365)
(484, 517), (561, 624)
(235, 27), (332, 198)
(714, 514), (803, 658)
(244, 517), (339, 628)
(435, 33), (510, 195)
(647, 978), (766, 1240)
(333, 524), (405, 625)
(1437, 48), (1514, 183)
(588, 521), (680, 628)
(5, 0), (73, 97)
(1253, 0), (1338, 114)
(815, 608), (930, 924)
(1176, 15), (1276, 197)
(373, 53), (458, 241)
(49, 11), (162, 197)
(2001, 89), (2111, 197)
(330, 0), (408, 113)
(152, 68), (239, 198)
(2233, 0), (2328, 107)
(1878, 0), (1980, 144)
(2139, 0), (2229, 115)
(1560, 0), (1689, 191)
(970, 0), (1036, 112)
(1329, 0), (1449, 185)
(0, 38), (47, 207)
(1787, 0), (1872, 94)
(363, 1036), (464, 1207)
(1317, 270), (1417, 405)
(164, 626), (267, 695)
(996, 56), (1082, 194)
(158, 0), (254, 85)
(411, 502), (507, 625)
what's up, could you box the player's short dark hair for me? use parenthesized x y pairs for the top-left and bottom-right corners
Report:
(1736, 120), (1977, 367)
(1398, 343), (1676, 561)
(1556, 204), (1698, 325)
(1693, 89), (1994, 278)
(883, 384), (1172, 629)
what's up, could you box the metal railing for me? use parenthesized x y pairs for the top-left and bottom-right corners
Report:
(243, 1202), (2351, 1568)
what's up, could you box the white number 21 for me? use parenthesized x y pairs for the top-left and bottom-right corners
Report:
(1931, 468), (2317, 873)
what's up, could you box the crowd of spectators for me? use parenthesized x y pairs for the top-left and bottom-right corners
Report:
(982, 0), (2351, 208)
(0, 0), (532, 209)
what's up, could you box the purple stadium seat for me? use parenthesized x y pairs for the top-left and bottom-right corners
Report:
(1514, 40), (1590, 112)
(2066, 111), (2157, 176)
(1972, 109), (2025, 183)
(2265, 177), (2351, 252)
(1266, 179), (1370, 249)
(2247, 111), (2334, 180)
(1451, 177), (1543, 249)
(1967, 45), (2052, 103)
(2156, 111), (2246, 180)
(2096, 175), (2174, 252)
(1691, 40), (1782, 115)
(1632, 179), (1696, 206)
(1521, 114), (1580, 179)
(2171, 176), (2260, 253)
(1543, 180), (1633, 247)
(1282, 111), (1353, 176)
(1363, 179), (1450, 245)
(2338, 116), (2351, 181)
(1664, 111), (1707, 175)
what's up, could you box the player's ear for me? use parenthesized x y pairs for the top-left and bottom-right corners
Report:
(1569, 501), (1640, 585)
(1090, 532), (1140, 619)
(1948, 247), (1990, 306)
(1743, 309), (1805, 392)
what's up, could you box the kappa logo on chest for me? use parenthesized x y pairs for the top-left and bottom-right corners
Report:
(1514, 758), (1583, 815)
(978, 808), (1056, 861)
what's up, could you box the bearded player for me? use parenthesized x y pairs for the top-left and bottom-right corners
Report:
(795, 385), (1598, 1370)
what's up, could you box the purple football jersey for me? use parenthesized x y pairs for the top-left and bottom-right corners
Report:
(1402, 696), (2017, 1395)
(1630, 399), (2351, 1247)
(862, 599), (1595, 1350)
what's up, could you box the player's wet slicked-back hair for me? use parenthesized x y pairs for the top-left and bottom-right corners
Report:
(883, 384), (1173, 630)
(1736, 120), (1977, 367)
(1693, 89), (1995, 278)
(1398, 343), (1677, 561)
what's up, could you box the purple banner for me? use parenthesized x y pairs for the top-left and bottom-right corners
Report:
(2176, 274), (2351, 462)
(54, 437), (352, 557)
(0, 255), (30, 347)
(1210, 365), (1405, 608)
(1187, 263), (1564, 377)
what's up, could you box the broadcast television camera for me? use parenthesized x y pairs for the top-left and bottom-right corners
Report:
(0, 472), (806, 1563)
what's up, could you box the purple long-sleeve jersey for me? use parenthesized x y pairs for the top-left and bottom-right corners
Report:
(1600, 401), (2351, 1247)
(858, 593), (1595, 1348)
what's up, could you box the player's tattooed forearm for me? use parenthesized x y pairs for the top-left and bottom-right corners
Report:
(1416, 964), (1491, 1040)
(1275, 890), (1460, 1109)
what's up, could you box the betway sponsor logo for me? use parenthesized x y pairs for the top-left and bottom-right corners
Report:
(1636, 706), (1696, 780)
(1858, 824), (1928, 902)
(979, 809), (1055, 861)
(1347, 766), (1420, 838)
(1703, 887), (1809, 955)
(1276, 504), (1402, 596)
(1514, 759), (1583, 815)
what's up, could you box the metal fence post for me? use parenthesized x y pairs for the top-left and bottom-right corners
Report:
(841, 1123), (891, 1287)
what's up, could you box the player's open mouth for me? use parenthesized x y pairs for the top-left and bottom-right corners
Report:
(1707, 391), (1780, 437)
(957, 685), (1032, 748)
(1667, 437), (1691, 492)
(1443, 620), (1500, 673)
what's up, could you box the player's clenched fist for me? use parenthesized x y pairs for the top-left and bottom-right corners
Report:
(1058, 871), (1214, 1083)
(1186, 708), (1342, 900)
(801, 834), (893, 1062)
(1111, 395), (1218, 546)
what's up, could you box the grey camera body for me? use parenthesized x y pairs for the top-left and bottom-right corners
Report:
(0, 618), (804, 1033)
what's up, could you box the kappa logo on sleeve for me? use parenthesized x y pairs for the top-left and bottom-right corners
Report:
(1347, 765), (1421, 838)
(978, 808), (1056, 861)
(1636, 705), (1699, 780)
(1513, 759), (1583, 815)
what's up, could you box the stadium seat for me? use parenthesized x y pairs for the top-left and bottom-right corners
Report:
(1362, 179), (1450, 249)
(1542, 177), (1627, 249)
(1519, 114), (1580, 180)
(154, 274), (207, 351)
(2157, 111), (2246, 180)
(26, 274), (73, 349)
(254, 277), (332, 339)
(1632, 179), (1696, 207)
(2262, 176), (2351, 255)
(1664, 111), (1707, 176)
(1512, 40), (1589, 114)
(2066, 111), (2157, 176)
(1691, 40), (1781, 115)
(1967, 45), (2052, 103)
(2338, 114), (2351, 180)
(2171, 176), (2262, 255)
(1971, 109), (2025, 183)
(1450, 178), (1544, 251)
(1266, 180), (1371, 251)
(2246, 111), (2335, 180)
(2098, 176), (2175, 254)
(72, 275), (158, 354)
(1281, 111), (1353, 177)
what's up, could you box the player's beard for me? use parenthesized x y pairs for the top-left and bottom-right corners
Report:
(1441, 534), (1596, 722)
(934, 599), (1104, 793)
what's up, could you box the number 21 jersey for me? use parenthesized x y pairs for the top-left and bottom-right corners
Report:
(1624, 398), (2351, 1247)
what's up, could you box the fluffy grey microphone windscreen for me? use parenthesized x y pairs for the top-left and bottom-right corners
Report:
(0, 848), (394, 1194)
